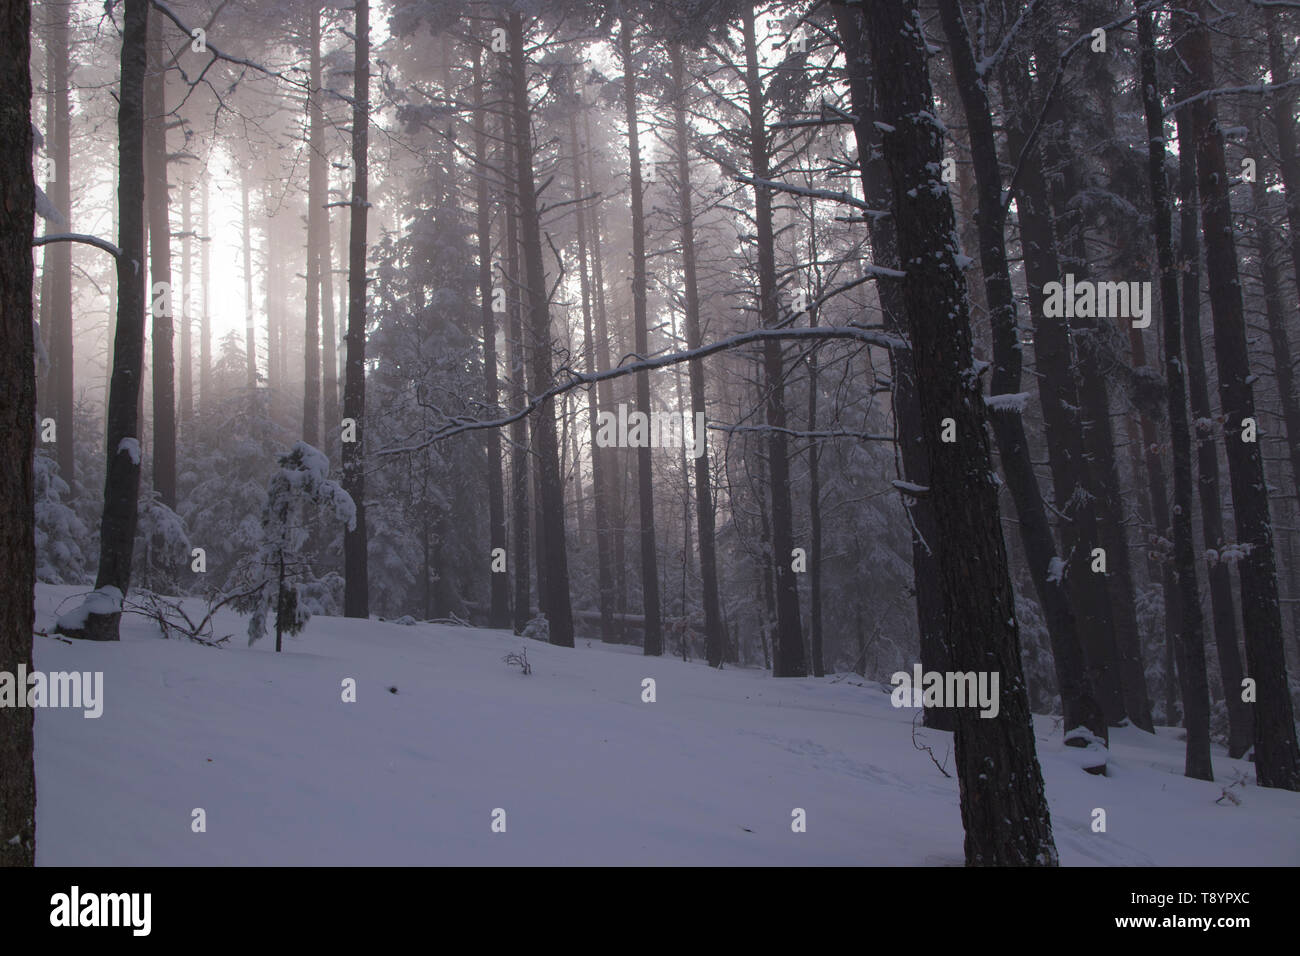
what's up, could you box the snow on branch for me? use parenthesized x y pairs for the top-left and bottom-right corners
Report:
(378, 325), (906, 458)
(1164, 75), (1300, 116)
(33, 233), (123, 259)
(975, 0), (1048, 78)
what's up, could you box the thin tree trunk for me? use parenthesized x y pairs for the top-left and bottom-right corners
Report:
(504, 96), (531, 636)
(668, 43), (723, 666)
(46, 0), (73, 486)
(1175, 110), (1251, 757)
(1136, 6), (1212, 780)
(507, 11), (574, 647)
(1177, 0), (1300, 790)
(474, 48), (510, 629)
(303, 0), (324, 447)
(0, 0), (37, 864)
(861, 0), (1057, 865)
(619, 16), (663, 656)
(743, 2), (803, 677)
(145, 11), (175, 508)
(342, 0), (370, 619)
(568, 89), (614, 642)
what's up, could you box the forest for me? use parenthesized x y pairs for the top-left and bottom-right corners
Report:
(1, 0), (1299, 869)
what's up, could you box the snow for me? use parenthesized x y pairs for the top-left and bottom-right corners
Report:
(985, 391), (1032, 413)
(117, 437), (141, 465)
(1047, 556), (1066, 584)
(31, 583), (1300, 866)
(53, 585), (124, 632)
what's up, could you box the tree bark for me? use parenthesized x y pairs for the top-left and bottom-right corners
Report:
(1174, 110), (1251, 758)
(476, 46), (510, 629)
(342, 0), (370, 618)
(861, 0), (1057, 865)
(0, 0), (36, 865)
(145, 11), (175, 508)
(507, 12), (574, 646)
(938, 0), (1108, 748)
(1177, 0), (1300, 790)
(619, 16), (663, 656)
(302, 0), (325, 447)
(668, 43), (723, 668)
(81, 0), (148, 642)
(1136, 6), (1212, 780)
(45, 0), (73, 487)
(743, 2), (803, 677)
(832, 0), (951, 721)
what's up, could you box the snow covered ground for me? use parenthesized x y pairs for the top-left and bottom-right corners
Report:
(30, 584), (1300, 866)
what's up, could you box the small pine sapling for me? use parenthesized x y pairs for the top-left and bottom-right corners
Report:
(234, 442), (355, 651)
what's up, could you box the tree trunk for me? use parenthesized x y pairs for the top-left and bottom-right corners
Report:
(1034, 31), (1151, 730)
(568, 83), (614, 643)
(743, 2), (803, 677)
(619, 16), (662, 656)
(342, 0), (370, 619)
(0, 0), (36, 864)
(475, 48), (510, 629)
(1177, 0), (1300, 790)
(668, 44), (724, 668)
(145, 11), (175, 508)
(832, 0), (952, 721)
(1175, 110), (1251, 758)
(45, 0), (73, 487)
(1136, 6), (1212, 780)
(81, 0), (148, 642)
(938, 0), (1108, 748)
(503, 97), (531, 636)
(861, 0), (1057, 865)
(507, 12), (574, 647)
(302, 0), (324, 447)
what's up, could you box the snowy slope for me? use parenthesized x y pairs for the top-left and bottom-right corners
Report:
(30, 584), (1300, 866)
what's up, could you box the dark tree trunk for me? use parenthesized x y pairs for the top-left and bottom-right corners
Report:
(669, 43), (723, 667)
(995, 42), (1114, 742)
(503, 96), (530, 635)
(832, 0), (951, 721)
(1177, 0), (1300, 790)
(342, 0), (370, 619)
(507, 12), (573, 647)
(475, 48), (510, 630)
(937, 0), (1108, 749)
(1136, 7), (1212, 780)
(619, 16), (663, 657)
(860, 0), (1057, 865)
(743, 2), (803, 677)
(1034, 31), (1151, 730)
(302, 0), (325, 447)
(0, 0), (36, 865)
(80, 0), (148, 642)
(568, 82), (614, 643)
(45, 0), (73, 487)
(1174, 111), (1251, 758)
(583, 106), (626, 640)
(145, 11), (175, 508)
